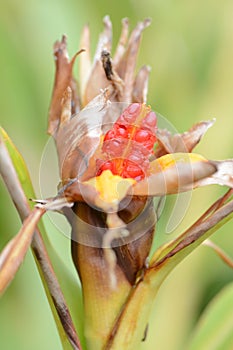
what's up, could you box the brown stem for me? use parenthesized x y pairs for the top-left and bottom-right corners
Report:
(155, 199), (233, 266)
(203, 239), (233, 269)
(190, 188), (233, 227)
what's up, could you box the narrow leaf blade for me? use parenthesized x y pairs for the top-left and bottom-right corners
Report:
(0, 208), (45, 295)
(0, 128), (83, 349)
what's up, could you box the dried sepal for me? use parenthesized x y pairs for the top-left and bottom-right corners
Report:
(82, 17), (113, 105)
(195, 159), (233, 188)
(82, 17), (151, 105)
(132, 65), (151, 103)
(79, 24), (92, 100)
(155, 119), (215, 157)
(101, 50), (124, 101)
(134, 155), (233, 196)
(48, 36), (83, 135)
(115, 18), (151, 103)
(55, 89), (109, 182)
(113, 18), (129, 66)
(93, 15), (112, 61)
(50, 17), (152, 122)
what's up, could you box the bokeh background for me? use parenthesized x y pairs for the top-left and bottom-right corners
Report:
(0, 0), (233, 349)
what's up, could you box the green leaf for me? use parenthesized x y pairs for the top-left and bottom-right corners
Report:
(187, 282), (233, 350)
(0, 127), (36, 206)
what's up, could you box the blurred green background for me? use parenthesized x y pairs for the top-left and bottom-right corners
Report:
(0, 0), (233, 349)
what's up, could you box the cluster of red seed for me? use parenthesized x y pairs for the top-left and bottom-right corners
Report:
(96, 103), (157, 181)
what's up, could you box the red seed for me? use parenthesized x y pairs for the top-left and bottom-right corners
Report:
(123, 160), (144, 179)
(118, 103), (141, 124)
(142, 111), (157, 128)
(103, 139), (126, 157)
(115, 124), (128, 138)
(104, 129), (116, 141)
(96, 160), (113, 175)
(127, 103), (141, 115)
(97, 104), (158, 181)
(142, 135), (157, 151)
(134, 129), (150, 142)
